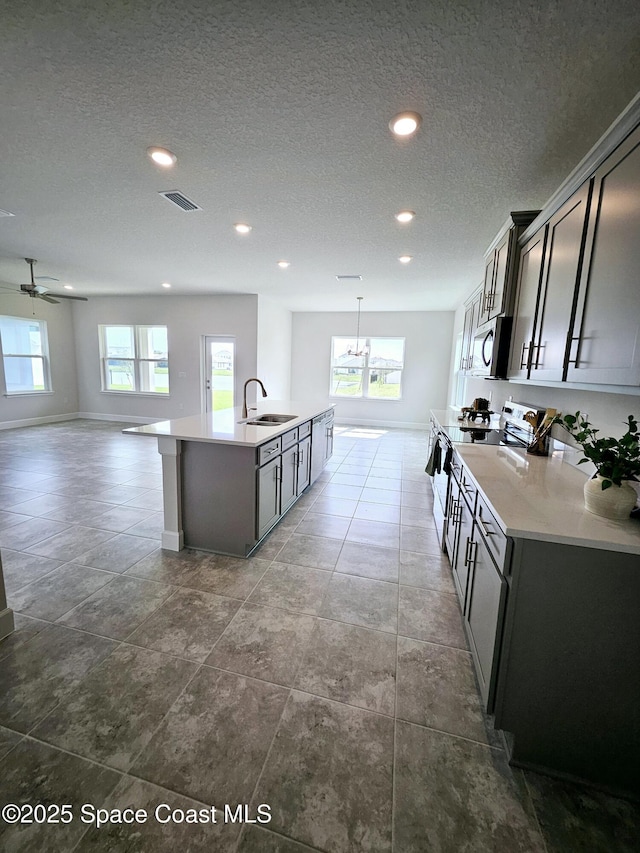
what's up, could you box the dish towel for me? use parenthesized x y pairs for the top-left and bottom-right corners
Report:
(425, 439), (442, 475)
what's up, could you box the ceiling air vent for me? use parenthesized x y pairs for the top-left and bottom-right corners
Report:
(336, 275), (362, 281)
(158, 190), (202, 212)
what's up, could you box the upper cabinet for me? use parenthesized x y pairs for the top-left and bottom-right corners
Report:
(478, 212), (539, 328)
(566, 127), (640, 385)
(506, 111), (640, 389)
(460, 287), (482, 371)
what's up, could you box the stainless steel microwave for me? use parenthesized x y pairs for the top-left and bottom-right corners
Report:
(469, 316), (513, 379)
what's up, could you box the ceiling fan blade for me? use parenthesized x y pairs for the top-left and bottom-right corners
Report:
(39, 294), (59, 304)
(47, 292), (88, 301)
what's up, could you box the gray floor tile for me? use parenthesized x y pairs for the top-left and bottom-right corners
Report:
(0, 724), (22, 760)
(0, 739), (121, 852)
(0, 486), (44, 510)
(73, 532), (159, 572)
(399, 549), (456, 594)
(320, 483), (363, 501)
(0, 549), (63, 594)
(400, 505), (436, 528)
(400, 524), (443, 555)
(124, 511), (164, 539)
(24, 525), (116, 560)
(42, 499), (114, 524)
(206, 603), (316, 686)
(524, 770), (640, 853)
(249, 562), (332, 615)
(393, 721), (545, 853)
(8, 563), (116, 621)
(296, 620), (396, 715)
(0, 517), (71, 551)
(87, 504), (156, 532)
(124, 489), (164, 510)
(238, 826), (318, 852)
(294, 512), (351, 540)
(396, 637), (501, 746)
(330, 472), (368, 487)
(126, 588), (241, 661)
(335, 541), (399, 583)
(33, 644), (198, 771)
(353, 502), (401, 523)
(78, 775), (240, 852)
(0, 510), (32, 531)
(4, 492), (77, 517)
(400, 491), (432, 510)
(254, 691), (393, 853)
(276, 534), (343, 571)
(366, 475), (402, 492)
(58, 575), (175, 639)
(180, 555), (272, 598)
(0, 624), (117, 731)
(308, 496), (358, 517)
(359, 487), (402, 506)
(132, 667), (288, 804)
(124, 546), (210, 584)
(399, 585), (467, 649)
(345, 518), (400, 549)
(0, 614), (50, 662)
(321, 574), (398, 633)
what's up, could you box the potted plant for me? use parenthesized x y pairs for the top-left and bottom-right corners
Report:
(553, 412), (640, 519)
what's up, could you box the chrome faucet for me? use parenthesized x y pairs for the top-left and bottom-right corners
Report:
(242, 378), (268, 419)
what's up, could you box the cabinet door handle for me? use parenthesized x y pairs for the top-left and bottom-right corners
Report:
(566, 335), (581, 367)
(297, 449), (304, 467)
(463, 536), (471, 566)
(468, 540), (478, 571)
(478, 515), (494, 537)
(519, 342), (530, 369)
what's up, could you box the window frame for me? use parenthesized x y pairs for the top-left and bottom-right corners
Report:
(330, 336), (405, 401)
(99, 324), (170, 395)
(0, 315), (52, 396)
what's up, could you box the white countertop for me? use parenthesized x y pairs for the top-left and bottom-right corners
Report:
(123, 401), (334, 447)
(455, 443), (640, 555)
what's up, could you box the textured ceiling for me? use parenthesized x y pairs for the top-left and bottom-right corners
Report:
(0, 0), (639, 311)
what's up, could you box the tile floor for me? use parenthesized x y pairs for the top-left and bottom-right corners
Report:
(0, 419), (638, 852)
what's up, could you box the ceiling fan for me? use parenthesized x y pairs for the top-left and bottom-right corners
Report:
(12, 258), (88, 303)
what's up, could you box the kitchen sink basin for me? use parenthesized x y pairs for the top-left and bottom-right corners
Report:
(246, 414), (297, 425)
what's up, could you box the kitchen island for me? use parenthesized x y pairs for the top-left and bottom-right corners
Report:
(125, 401), (334, 557)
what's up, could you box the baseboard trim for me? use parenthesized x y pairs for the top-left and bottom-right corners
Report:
(76, 412), (164, 424)
(0, 607), (15, 641)
(0, 412), (79, 431)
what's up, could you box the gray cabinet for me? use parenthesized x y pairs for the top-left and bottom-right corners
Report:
(507, 229), (546, 380)
(529, 183), (590, 381)
(460, 288), (481, 371)
(566, 125), (640, 385)
(280, 444), (298, 514)
(297, 435), (311, 493)
(257, 456), (281, 539)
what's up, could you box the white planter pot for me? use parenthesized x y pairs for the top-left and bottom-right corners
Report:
(583, 474), (637, 520)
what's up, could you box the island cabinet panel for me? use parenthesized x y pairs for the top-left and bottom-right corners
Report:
(280, 445), (298, 515)
(566, 125), (640, 385)
(507, 229), (546, 379)
(181, 442), (257, 555)
(297, 435), (312, 493)
(530, 182), (591, 382)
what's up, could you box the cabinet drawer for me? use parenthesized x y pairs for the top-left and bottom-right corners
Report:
(281, 427), (299, 450)
(476, 492), (508, 570)
(298, 419), (311, 439)
(257, 438), (282, 466)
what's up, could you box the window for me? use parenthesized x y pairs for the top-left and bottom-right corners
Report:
(99, 325), (169, 394)
(0, 315), (51, 394)
(330, 337), (405, 399)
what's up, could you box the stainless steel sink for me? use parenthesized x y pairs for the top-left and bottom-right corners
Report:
(246, 414), (297, 426)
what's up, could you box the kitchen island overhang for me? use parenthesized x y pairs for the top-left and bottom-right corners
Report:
(125, 401), (335, 556)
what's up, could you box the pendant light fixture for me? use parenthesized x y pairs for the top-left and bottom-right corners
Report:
(347, 297), (369, 356)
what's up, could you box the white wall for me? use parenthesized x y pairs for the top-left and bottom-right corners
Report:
(72, 294), (258, 421)
(291, 311), (454, 428)
(257, 297), (292, 400)
(0, 294), (79, 429)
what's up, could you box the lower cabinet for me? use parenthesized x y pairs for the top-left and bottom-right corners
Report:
(465, 527), (507, 711)
(280, 445), (298, 514)
(452, 489), (474, 606)
(257, 456), (281, 539)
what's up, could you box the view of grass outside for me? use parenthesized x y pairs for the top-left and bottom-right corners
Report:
(107, 364), (169, 393)
(211, 367), (233, 411)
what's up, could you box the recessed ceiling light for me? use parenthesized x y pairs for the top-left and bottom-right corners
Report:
(389, 111), (422, 137)
(234, 223), (252, 234)
(63, 285), (74, 290)
(162, 282), (171, 288)
(147, 146), (177, 167)
(395, 210), (415, 223)
(399, 255), (413, 264)
(277, 260), (290, 268)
